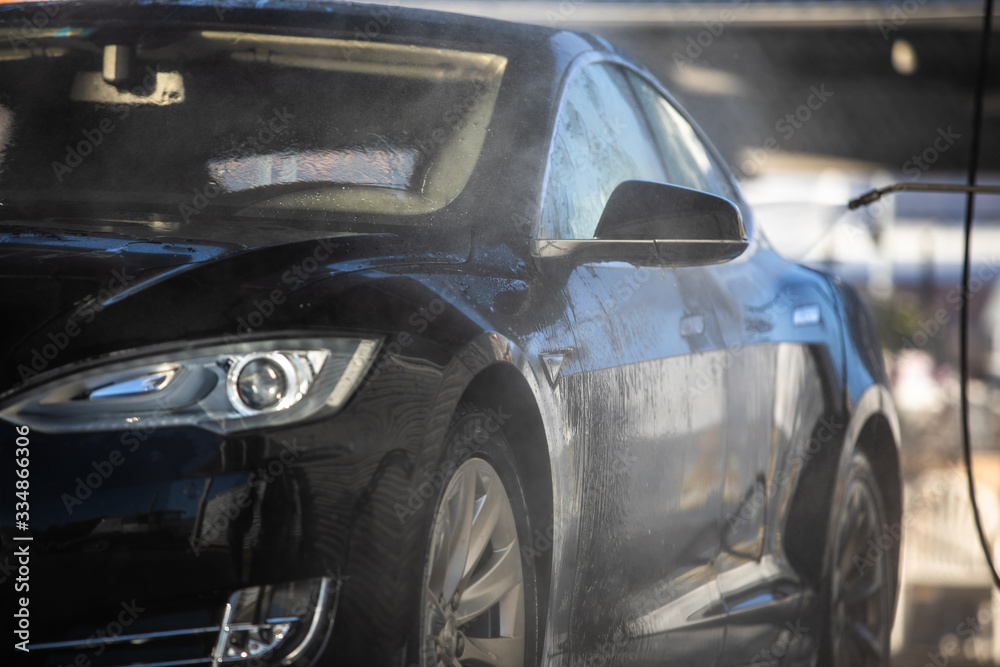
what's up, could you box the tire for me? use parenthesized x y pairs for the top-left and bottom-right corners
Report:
(414, 404), (540, 667)
(822, 451), (893, 667)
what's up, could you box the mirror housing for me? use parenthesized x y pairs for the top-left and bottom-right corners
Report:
(532, 180), (748, 266)
(595, 180), (745, 242)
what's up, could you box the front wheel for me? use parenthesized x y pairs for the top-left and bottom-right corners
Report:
(825, 451), (893, 667)
(416, 407), (540, 667)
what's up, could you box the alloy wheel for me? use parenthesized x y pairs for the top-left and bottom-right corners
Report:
(421, 457), (526, 667)
(830, 455), (891, 667)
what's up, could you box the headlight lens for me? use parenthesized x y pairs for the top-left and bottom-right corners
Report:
(228, 352), (318, 415)
(234, 356), (288, 412)
(1, 338), (379, 434)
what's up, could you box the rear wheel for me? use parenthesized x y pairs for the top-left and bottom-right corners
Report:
(826, 451), (893, 667)
(416, 407), (539, 667)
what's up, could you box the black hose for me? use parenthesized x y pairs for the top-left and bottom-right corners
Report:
(960, 0), (1000, 593)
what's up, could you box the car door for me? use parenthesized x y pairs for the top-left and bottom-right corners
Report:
(626, 73), (832, 666)
(533, 59), (732, 666)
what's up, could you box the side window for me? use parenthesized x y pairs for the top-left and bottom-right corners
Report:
(627, 72), (739, 203)
(540, 63), (668, 239)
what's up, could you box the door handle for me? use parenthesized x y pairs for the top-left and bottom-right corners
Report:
(680, 314), (705, 337)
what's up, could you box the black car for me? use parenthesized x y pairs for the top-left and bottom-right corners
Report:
(0, 2), (901, 666)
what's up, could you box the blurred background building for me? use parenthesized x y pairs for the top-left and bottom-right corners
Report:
(386, 1), (1000, 663)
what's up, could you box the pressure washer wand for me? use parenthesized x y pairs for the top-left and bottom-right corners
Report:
(848, 183), (1000, 210)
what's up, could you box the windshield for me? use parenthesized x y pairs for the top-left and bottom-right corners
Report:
(0, 29), (507, 224)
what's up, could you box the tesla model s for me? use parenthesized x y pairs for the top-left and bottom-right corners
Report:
(0, 2), (901, 665)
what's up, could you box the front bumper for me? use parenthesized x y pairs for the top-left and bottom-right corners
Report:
(2, 343), (453, 666)
(27, 577), (335, 667)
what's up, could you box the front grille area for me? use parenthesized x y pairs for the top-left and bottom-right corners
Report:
(28, 577), (334, 666)
(30, 606), (222, 667)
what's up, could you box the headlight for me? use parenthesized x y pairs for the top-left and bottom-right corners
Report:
(0, 337), (379, 434)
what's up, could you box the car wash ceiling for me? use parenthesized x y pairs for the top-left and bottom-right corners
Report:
(411, 1), (1000, 174)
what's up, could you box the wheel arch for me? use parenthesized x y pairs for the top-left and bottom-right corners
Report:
(782, 382), (900, 587)
(438, 332), (558, 656)
(855, 412), (903, 543)
(837, 383), (901, 533)
(820, 384), (902, 619)
(846, 390), (903, 618)
(459, 363), (554, 637)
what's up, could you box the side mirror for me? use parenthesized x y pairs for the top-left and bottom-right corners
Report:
(597, 180), (748, 263)
(532, 181), (749, 266)
(595, 180), (746, 243)
(532, 180), (749, 266)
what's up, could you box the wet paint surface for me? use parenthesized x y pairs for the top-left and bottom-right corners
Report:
(0, 3), (899, 666)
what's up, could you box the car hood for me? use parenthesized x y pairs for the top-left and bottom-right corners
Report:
(0, 218), (471, 396)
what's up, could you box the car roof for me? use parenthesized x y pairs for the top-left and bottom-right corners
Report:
(0, 0), (612, 61)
